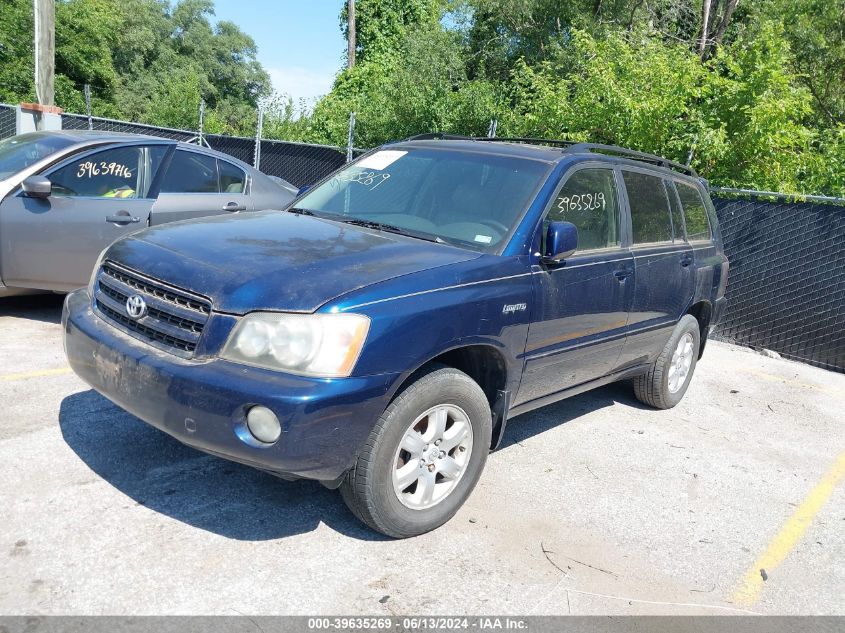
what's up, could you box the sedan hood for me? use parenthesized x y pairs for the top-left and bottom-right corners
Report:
(105, 211), (480, 314)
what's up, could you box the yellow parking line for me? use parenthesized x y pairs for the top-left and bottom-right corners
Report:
(0, 366), (72, 381)
(731, 450), (845, 606)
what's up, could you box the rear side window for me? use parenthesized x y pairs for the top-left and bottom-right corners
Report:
(219, 160), (246, 194)
(547, 168), (620, 251)
(623, 171), (673, 244)
(160, 150), (218, 193)
(676, 182), (712, 241)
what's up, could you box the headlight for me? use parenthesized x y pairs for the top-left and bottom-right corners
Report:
(220, 312), (370, 377)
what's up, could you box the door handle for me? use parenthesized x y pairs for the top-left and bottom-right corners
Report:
(223, 201), (247, 212)
(105, 214), (141, 225)
(614, 269), (633, 282)
(680, 254), (693, 267)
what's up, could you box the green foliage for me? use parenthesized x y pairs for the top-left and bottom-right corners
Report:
(311, 0), (844, 196)
(1, 0), (270, 135)
(340, 0), (443, 64)
(774, 0), (845, 126)
(0, 0), (36, 103)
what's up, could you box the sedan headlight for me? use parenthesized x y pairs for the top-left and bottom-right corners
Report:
(220, 312), (370, 377)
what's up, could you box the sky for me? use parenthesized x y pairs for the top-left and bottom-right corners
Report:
(212, 0), (347, 104)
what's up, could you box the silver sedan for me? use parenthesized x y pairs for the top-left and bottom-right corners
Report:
(0, 130), (296, 297)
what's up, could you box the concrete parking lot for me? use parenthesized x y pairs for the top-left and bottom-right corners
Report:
(1, 295), (843, 616)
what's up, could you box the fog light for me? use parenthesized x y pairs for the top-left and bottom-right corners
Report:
(246, 406), (281, 443)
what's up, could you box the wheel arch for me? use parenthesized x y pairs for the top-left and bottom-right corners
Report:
(687, 300), (713, 358)
(385, 342), (512, 449)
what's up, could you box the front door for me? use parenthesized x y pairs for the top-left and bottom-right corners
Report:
(151, 149), (252, 225)
(0, 144), (165, 292)
(516, 165), (635, 406)
(615, 169), (696, 369)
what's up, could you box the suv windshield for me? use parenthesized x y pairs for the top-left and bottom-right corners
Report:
(0, 132), (78, 180)
(295, 147), (550, 252)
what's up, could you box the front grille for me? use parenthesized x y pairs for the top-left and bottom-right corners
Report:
(94, 262), (212, 357)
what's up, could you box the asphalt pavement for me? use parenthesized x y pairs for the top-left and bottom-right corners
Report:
(1, 295), (843, 615)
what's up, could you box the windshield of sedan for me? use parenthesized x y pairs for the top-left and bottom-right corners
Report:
(294, 147), (550, 252)
(0, 133), (78, 180)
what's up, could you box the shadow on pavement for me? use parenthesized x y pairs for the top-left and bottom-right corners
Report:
(59, 389), (387, 542)
(0, 293), (65, 324)
(59, 381), (646, 541)
(500, 380), (650, 449)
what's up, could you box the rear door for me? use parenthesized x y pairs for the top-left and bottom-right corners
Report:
(151, 149), (251, 225)
(516, 165), (635, 405)
(615, 168), (695, 369)
(0, 143), (167, 292)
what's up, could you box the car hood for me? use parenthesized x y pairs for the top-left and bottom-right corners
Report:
(105, 210), (481, 314)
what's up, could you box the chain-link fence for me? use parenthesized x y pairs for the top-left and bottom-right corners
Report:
(711, 192), (845, 373)
(256, 139), (354, 187)
(1, 105), (357, 187)
(60, 110), (353, 187)
(60, 112), (196, 141)
(0, 104), (17, 139)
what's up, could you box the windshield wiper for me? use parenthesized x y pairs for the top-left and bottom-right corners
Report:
(339, 218), (440, 243)
(286, 207), (315, 216)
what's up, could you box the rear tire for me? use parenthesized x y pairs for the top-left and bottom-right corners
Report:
(633, 314), (701, 409)
(340, 364), (492, 538)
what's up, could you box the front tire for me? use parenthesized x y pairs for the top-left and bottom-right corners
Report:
(340, 364), (492, 538)
(633, 314), (701, 409)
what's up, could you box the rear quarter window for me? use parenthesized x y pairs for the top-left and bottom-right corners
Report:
(676, 182), (712, 241)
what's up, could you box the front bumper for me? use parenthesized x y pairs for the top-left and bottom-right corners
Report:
(62, 289), (399, 481)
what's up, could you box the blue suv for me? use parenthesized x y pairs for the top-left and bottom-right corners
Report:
(63, 137), (729, 537)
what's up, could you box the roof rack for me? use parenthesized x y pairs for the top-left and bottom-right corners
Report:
(400, 134), (697, 177)
(562, 143), (697, 177)
(403, 133), (578, 148)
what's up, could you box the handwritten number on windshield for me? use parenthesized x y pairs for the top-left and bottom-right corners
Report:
(331, 171), (391, 191)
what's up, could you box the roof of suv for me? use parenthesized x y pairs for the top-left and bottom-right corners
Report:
(390, 136), (702, 184)
(391, 139), (564, 162)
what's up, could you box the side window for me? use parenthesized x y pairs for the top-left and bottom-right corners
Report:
(160, 150), (218, 194)
(623, 170), (673, 245)
(547, 168), (620, 252)
(218, 160), (246, 194)
(48, 146), (148, 199)
(676, 182), (712, 241)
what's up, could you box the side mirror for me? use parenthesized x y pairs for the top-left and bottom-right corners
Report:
(21, 176), (52, 199)
(543, 221), (578, 263)
(297, 184), (312, 197)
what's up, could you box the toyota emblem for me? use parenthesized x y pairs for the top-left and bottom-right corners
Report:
(125, 294), (147, 320)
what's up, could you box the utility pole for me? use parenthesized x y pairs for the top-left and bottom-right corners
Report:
(33, 0), (55, 106)
(347, 0), (356, 68)
(698, 0), (711, 58)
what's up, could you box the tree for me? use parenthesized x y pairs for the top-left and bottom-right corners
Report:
(339, 0), (443, 64)
(0, 0), (35, 103)
(0, 0), (270, 134)
(773, 0), (845, 126)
